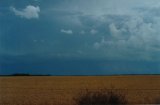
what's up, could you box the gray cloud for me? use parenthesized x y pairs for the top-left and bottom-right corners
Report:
(3, 0), (160, 61)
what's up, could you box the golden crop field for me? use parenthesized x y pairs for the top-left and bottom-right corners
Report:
(0, 75), (160, 105)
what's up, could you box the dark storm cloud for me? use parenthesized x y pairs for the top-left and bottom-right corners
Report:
(1, 54), (160, 75)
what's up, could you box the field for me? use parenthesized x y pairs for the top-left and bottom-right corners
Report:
(0, 76), (160, 105)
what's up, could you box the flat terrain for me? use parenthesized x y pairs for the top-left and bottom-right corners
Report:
(0, 76), (160, 105)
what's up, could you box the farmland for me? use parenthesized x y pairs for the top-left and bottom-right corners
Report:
(0, 76), (160, 105)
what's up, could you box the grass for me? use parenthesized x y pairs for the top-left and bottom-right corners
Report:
(0, 75), (160, 104)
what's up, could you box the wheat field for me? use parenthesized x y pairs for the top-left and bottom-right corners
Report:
(0, 76), (160, 105)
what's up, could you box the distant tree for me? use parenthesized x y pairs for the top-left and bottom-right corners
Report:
(11, 73), (31, 76)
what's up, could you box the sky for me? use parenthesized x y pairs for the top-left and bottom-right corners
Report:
(1, 0), (160, 75)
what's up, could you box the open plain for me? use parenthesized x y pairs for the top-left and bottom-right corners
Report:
(0, 75), (160, 105)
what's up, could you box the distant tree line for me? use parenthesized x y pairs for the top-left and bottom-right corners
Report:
(11, 73), (51, 76)
(12, 73), (31, 76)
(0, 73), (51, 76)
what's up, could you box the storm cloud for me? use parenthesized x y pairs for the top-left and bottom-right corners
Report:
(1, 0), (160, 75)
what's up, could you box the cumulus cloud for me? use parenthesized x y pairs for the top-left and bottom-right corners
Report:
(80, 30), (85, 34)
(93, 37), (113, 49)
(61, 29), (73, 34)
(94, 42), (101, 49)
(90, 29), (98, 34)
(90, 6), (160, 61)
(109, 24), (122, 38)
(10, 5), (40, 19)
